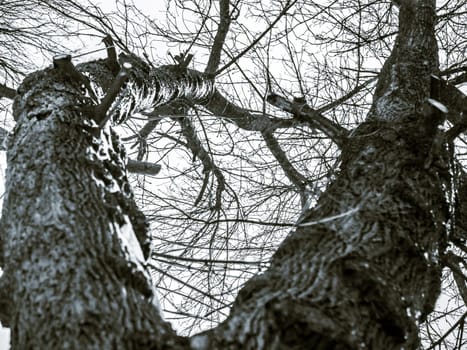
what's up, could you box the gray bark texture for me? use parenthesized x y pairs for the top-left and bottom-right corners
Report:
(0, 67), (188, 348)
(0, 0), (460, 349)
(193, 1), (449, 348)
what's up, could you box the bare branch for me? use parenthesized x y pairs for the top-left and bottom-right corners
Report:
(205, 0), (231, 75)
(122, 119), (160, 142)
(127, 159), (161, 176)
(102, 35), (120, 75)
(177, 116), (226, 209)
(443, 252), (467, 306)
(94, 62), (132, 126)
(261, 130), (308, 203)
(214, 0), (297, 76)
(316, 77), (377, 114)
(204, 90), (296, 131)
(267, 93), (349, 146)
(0, 83), (16, 100)
(425, 312), (467, 350)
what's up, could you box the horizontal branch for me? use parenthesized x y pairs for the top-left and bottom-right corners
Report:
(153, 252), (266, 267)
(204, 90), (297, 131)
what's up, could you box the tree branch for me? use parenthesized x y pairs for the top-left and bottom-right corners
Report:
(127, 159), (161, 176)
(0, 82), (16, 100)
(261, 130), (308, 200)
(204, 90), (296, 131)
(443, 252), (467, 306)
(368, 0), (438, 121)
(430, 75), (467, 141)
(316, 77), (377, 114)
(122, 119), (161, 142)
(177, 116), (226, 209)
(214, 0), (297, 76)
(267, 93), (349, 147)
(205, 0), (231, 75)
(94, 62), (132, 126)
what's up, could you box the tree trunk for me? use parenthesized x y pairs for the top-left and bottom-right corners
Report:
(0, 67), (188, 349)
(0, 0), (452, 349)
(191, 1), (449, 349)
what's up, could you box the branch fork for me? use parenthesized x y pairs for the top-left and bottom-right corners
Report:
(267, 93), (349, 146)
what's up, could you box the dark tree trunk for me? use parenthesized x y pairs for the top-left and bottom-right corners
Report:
(0, 67), (188, 349)
(192, 1), (449, 349)
(0, 0), (454, 349)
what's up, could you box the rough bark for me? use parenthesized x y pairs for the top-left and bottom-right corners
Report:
(368, 0), (439, 121)
(191, 117), (449, 349)
(0, 0), (458, 349)
(0, 66), (188, 349)
(191, 0), (449, 349)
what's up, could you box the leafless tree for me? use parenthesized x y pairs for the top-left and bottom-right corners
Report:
(0, 0), (466, 349)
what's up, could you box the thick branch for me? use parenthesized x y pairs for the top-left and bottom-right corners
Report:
(102, 35), (120, 75)
(120, 53), (215, 108)
(204, 90), (296, 131)
(430, 75), (467, 141)
(368, 0), (438, 121)
(78, 53), (216, 124)
(0, 83), (16, 100)
(267, 93), (349, 146)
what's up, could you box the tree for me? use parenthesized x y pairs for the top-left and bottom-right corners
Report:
(0, 0), (466, 349)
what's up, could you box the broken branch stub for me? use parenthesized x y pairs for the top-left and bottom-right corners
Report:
(94, 62), (133, 127)
(53, 54), (98, 103)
